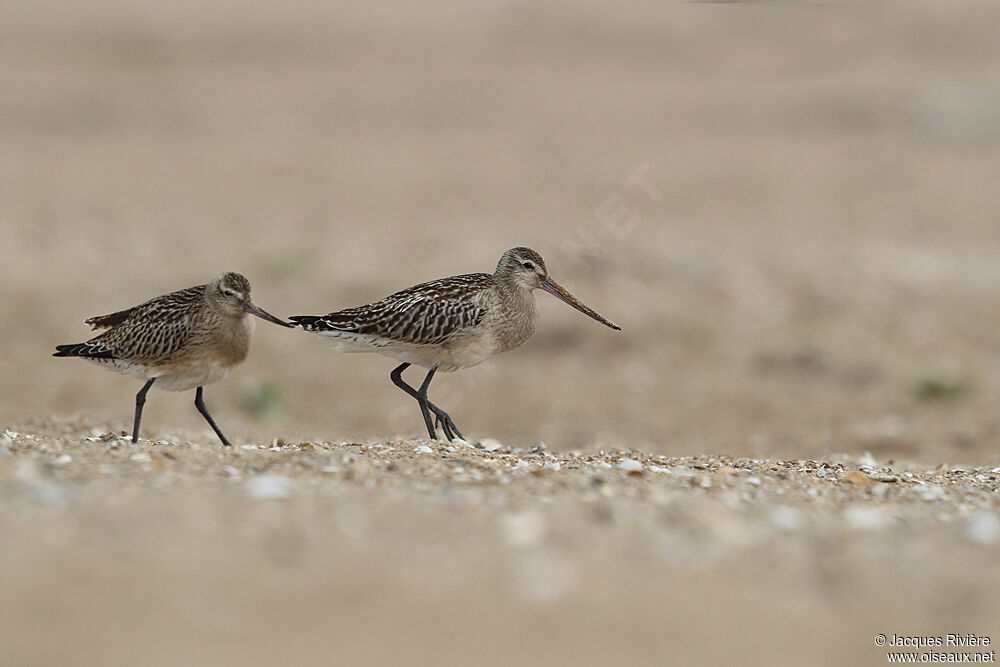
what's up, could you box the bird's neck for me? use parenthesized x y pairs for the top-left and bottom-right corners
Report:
(214, 313), (254, 365)
(493, 281), (540, 351)
(496, 279), (535, 309)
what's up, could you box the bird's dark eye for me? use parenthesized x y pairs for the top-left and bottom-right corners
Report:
(522, 262), (534, 270)
(223, 289), (235, 297)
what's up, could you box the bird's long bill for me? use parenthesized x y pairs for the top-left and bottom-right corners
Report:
(244, 301), (294, 328)
(540, 278), (621, 331)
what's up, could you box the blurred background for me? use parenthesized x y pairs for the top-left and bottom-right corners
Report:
(4, 3), (1000, 666)
(4, 0), (1000, 462)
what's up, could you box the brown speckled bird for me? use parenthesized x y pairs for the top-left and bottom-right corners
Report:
(54, 272), (290, 446)
(290, 247), (620, 441)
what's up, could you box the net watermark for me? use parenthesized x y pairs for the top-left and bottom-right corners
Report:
(559, 162), (662, 275)
(875, 634), (994, 663)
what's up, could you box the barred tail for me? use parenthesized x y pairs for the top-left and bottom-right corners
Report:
(288, 315), (328, 331)
(53, 343), (115, 359)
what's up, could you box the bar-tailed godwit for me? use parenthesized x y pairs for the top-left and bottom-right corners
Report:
(290, 247), (620, 441)
(54, 272), (290, 446)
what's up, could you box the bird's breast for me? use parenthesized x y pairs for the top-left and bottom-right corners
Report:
(213, 315), (254, 366)
(491, 293), (540, 354)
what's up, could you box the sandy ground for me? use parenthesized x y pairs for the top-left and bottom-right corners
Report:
(2, 423), (999, 666)
(3, 0), (1000, 664)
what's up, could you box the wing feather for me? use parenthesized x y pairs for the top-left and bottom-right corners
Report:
(291, 273), (491, 345)
(55, 284), (208, 363)
(85, 307), (136, 330)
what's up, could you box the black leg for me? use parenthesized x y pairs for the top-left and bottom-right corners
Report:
(131, 377), (156, 443)
(194, 386), (232, 447)
(415, 366), (439, 439)
(390, 363), (437, 439)
(390, 363), (418, 402)
(389, 363), (465, 441)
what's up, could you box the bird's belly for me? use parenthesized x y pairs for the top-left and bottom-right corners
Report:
(437, 331), (498, 371)
(320, 329), (498, 372)
(392, 331), (497, 372)
(152, 361), (232, 391)
(86, 356), (233, 392)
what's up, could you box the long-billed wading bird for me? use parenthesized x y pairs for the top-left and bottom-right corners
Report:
(53, 272), (290, 446)
(290, 247), (620, 441)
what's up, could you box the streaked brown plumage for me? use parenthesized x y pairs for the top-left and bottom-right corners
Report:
(54, 272), (290, 446)
(291, 247), (620, 441)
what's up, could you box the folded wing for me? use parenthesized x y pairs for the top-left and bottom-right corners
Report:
(291, 274), (491, 346)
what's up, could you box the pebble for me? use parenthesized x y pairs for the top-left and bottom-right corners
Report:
(54, 454), (72, 465)
(129, 452), (151, 463)
(509, 549), (578, 604)
(618, 458), (644, 472)
(843, 506), (888, 530)
(769, 506), (803, 530)
(15, 460), (41, 483)
(858, 452), (879, 468)
(414, 445), (433, 454)
(967, 512), (1000, 545)
(843, 471), (877, 487)
(919, 486), (947, 501)
(479, 439), (502, 452)
(31, 484), (67, 505)
(502, 511), (547, 549)
(245, 475), (294, 500)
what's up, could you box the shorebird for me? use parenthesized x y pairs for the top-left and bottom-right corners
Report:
(54, 272), (290, 446)
(290, 247), (620, 441)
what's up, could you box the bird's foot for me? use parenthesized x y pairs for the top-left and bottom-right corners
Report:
(428, 403), (464, 442)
